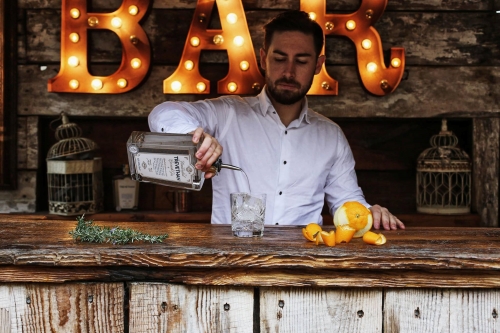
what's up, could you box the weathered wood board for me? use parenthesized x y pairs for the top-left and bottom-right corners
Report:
(260, 287), (382, 333)
(128, 282), (254, 333)
(0, 283), (124, 333)
(384, 289), (500, 333)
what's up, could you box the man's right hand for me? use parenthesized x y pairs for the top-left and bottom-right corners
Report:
(191, 128), (223, 179)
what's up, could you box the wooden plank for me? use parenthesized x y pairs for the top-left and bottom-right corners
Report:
(16, 116), (38, 170)
(472, 118), (500, 227)
(0, 283), (124, 333)
(260, 287), (382, 333)
(0, 308), (10, 333)
(128, 282), (254, 333)
(3, 266), (500, 288)
(17, 0), (493, 11)
(449, 289), (500, 332)
(17, 65), (500, 118)
(23, 9), (500, 66)
(384, 289), (450, 333)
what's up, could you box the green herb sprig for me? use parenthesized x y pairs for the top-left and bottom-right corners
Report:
(70, 215), (168, 245)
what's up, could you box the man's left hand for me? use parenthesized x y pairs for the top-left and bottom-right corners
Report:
(370, 205), (405, 230)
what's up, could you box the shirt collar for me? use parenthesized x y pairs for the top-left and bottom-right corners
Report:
(257, 86), (312, 125)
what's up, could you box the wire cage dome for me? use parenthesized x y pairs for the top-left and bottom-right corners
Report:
(416, 119), (471, 214)
(47, 112), (103, 216)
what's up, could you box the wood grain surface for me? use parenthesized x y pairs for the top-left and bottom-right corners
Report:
(0, 218), (499, 287)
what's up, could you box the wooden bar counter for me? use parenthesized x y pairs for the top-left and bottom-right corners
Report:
(0, 215), (499, 332)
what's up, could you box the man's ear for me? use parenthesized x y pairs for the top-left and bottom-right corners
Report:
(315, 55), (326, 75)
(260, 48), (267, 71)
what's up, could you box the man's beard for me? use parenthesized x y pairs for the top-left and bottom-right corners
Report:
(266, 75), (314, 105)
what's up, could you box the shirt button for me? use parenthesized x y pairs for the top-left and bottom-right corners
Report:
(161, 128), (164, 132)
(285, 131), (288, 134)
(275, 223), (279, 225)
(283, 161), (287, 164)
(279, 191), (282, 195)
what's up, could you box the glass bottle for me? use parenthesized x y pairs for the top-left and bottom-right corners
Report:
(113, 164), (140, 211)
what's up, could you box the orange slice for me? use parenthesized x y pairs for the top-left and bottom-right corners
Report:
(335, 225), (356, 244)
(334, 201), (373, 238)
(362, 231), (387, 245)
(302, 223), (322, 242)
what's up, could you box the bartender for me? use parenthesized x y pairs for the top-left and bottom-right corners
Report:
(148, 10), (404, 230)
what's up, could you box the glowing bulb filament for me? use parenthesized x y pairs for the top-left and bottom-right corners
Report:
(91, 79), (103, 90)
(367, 62), (378, 73)
(117, 78), (128, 88)
(111, 17), (122, 28)
(68, 56), (79, 67)
(391, 58), (402, 68)
(171, 81), (182, 92)
(309, 12), (317, 21)
(131, 58), (142, 69)
(226, 13), (238, 24)
(240, 61), (249, 71)
(69, 33), (80, 43)
(70, 8), (80, 19)
(346, 20), (356, 31)
(196, 82), (206, 92)
(69, 79), (79, 89)
(213, 35), (224, 45)
(128, 5), (139, 16)
(233, 36), (244, 46)
(227, 82), (238, 92)
(184, 60), (194, 71)
(190, 37), (200, 47)
(361, 39), (372, 50)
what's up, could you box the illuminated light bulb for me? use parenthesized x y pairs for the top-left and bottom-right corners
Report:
(171, 81), (182, 92)
(233, 36), (244, 47)
(198, 14), (206, 23)
(69, 33), (80, 43)
(380, 80), (389, 90)
(117, 78), (128, 88)
(366, 9), (374, 19)
(321, 82), (331, 90)
(361, 39), (372, 50)
(196, 82), (206, 92)
(308, 12), (317, 21)
(226, 13), (238, 24)
(367, 62), (378, 73)
(91, 79), (103, 90)
(111, 17), (122, 28)
(252, 83), (261, 90)
(128, 5), (139, 16)
(239, 61), (249, 71)
(391, 57), (402, 68)
(130, 58), (142, 69)
(130, 35), (139, 45)
(184, 60), (194, 71)
(213, 35), (224, 45)
(67, 56), (79, 67)
(190, 37), (200, 47)
(69, 79), (79, 89)
(325, 22), (334, 30)
(346, 20), (356, 30)
(70, 8), (80, 19)
(227, 82), (238, 92)
(88, 16), (99, 27)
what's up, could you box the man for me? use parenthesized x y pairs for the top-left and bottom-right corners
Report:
(149, 10), (404, 230)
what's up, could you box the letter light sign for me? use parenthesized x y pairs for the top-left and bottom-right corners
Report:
(49, 0), (405, 96)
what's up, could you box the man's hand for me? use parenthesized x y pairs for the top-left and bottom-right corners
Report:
(370, 205), (405, 230)
(191, 128), (223, 179)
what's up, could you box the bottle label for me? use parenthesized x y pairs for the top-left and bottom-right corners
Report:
(115, 178), (138, 209)
(133, 152), (195, 184)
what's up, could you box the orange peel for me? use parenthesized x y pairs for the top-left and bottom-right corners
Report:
(302, 223), (322, 242)
(335, 225), (356, 244)
(362, 231), (387, 245)
(334, 201), (373, 238)
(319, 230), (336, 247)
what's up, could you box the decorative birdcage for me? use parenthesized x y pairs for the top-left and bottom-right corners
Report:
(416, 119), (471, 214)
(47, 112), (103, 215)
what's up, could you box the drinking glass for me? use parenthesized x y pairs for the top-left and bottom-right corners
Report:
(230, 193), (266, 237)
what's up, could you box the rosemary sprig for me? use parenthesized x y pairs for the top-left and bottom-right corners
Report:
(70, 215), (168, 245)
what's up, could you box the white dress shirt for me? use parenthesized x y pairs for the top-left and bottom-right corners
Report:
(148, 88), (368, 225)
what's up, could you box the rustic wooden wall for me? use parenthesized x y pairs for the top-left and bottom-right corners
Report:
(3, 0), (500, 224)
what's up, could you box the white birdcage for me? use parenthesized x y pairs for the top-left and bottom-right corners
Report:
(47, 112), (103, 215)
(416, 119), (471, 214)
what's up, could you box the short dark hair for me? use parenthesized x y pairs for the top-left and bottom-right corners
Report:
(263, 10), (324, 57)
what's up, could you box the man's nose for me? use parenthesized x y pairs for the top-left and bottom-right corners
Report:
(283, 61), (296, 78)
